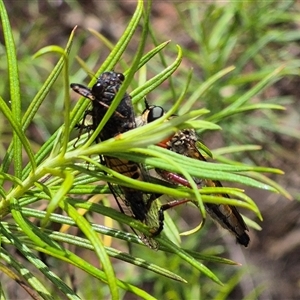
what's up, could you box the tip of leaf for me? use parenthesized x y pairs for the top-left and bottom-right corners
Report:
(180, 219), (205, 236)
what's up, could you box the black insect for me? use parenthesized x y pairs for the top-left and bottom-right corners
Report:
(71, 72), (170, 248)
(137, 101), (250, 247)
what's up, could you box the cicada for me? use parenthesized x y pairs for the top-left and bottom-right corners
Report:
(71, 72), (187, 248)
(137, 101), (250, 247)
(71, 72), (164, 248)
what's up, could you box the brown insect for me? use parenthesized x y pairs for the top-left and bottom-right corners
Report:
(137, 101), (250, 247)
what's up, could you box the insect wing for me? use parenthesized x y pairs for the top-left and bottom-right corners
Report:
(165, 129), (249, 246)
(70, 83), (95, 101)
(103, 155), (163, 248)
(106, 178), (160, 249)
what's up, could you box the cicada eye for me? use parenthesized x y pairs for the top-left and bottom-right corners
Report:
(91, 82), (105, 98)
(116, 73), (125, 82)
(147, 106), (164, 122)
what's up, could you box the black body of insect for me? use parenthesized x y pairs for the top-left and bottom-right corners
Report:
(71, 72), (170, 248)
(137, 101), (250, 247)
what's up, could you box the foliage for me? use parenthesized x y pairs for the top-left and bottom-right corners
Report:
(0, 0), (297, 299)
